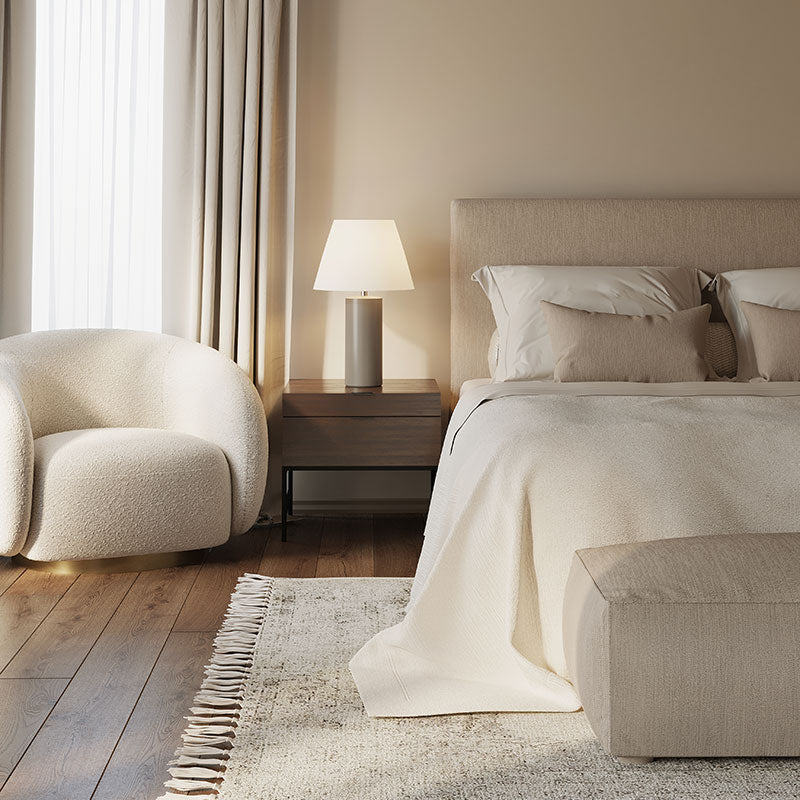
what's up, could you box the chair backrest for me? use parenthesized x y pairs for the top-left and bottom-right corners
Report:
(0, 329), (177, 438)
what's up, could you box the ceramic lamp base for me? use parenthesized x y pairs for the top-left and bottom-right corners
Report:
(345, 296), (382, 387)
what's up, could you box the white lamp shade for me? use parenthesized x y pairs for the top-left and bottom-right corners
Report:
(313, 220), (414, 292)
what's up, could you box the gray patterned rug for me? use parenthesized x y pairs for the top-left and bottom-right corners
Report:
(159, 576), (800, 800)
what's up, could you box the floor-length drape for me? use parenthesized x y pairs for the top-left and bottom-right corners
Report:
(163, 0), (296, 516)
(0, 2), (5, 144)
(0, 0), (36, 339)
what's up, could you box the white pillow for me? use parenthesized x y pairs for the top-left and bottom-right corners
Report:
(488, 329), (499, 377)
(473, 265), (705, 381)
(715, 267), (800, 380)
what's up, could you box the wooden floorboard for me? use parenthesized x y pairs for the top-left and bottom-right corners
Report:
(172, 528), (268, 633)
(0, 566), (199, 800)
(0, 572), (77, 673)
(373, 515), (425, 577)
(316, 516), (375, 577)
(259, 517), (323, 577)
(0, 679), (68, 791)
(0, 516), (423, 799)
(91, 631), (215, 800)
(1, 573), (137, 679)
(0, 561), (25, 597)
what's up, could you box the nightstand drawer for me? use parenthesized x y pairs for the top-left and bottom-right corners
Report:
(283, 417), (441, 467)
(283, 379), (439, 418)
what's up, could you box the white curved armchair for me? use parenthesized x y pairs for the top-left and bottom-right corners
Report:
(0, 329), (268, 567)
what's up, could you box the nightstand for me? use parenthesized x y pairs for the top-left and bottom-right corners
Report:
(281, 379), (442, 540)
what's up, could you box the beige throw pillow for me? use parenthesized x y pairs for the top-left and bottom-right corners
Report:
(740, 301), (800, 381)
(541, 301), (711, 382)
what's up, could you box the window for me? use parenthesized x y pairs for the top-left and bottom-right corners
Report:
(31, 0), (165, 332)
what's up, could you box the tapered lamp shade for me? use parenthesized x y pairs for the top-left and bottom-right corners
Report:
(313, 220), (414, 292)
(313, 220), (414, 388)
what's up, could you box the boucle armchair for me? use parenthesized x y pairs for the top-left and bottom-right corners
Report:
(0, 329), (268, 567)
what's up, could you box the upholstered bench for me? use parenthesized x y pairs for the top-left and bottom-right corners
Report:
(562, 533), (800, 764)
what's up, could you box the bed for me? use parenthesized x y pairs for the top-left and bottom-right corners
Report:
(350, 198), (800, 718)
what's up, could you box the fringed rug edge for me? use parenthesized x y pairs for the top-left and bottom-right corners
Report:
(156, 573), (274, 800)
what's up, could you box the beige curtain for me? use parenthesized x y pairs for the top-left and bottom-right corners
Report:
(0, 0), (35, 340)
(0, 2), (5, 145)
(163, 0), (296, 514)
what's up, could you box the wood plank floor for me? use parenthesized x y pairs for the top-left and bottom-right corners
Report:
(0, 515), (424, 800)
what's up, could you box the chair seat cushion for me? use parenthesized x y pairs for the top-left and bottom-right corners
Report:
(23, 428), (232, 561)
(563, 533), (800, 759)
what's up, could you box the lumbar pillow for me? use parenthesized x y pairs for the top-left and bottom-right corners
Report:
(472, 265), (706, 381)
(541, 301), (711, 383)
(740, 301), (800, 381)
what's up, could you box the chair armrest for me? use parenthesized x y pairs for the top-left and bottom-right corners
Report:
(0, 364), (34, 556)
(162, 339), (268, 535)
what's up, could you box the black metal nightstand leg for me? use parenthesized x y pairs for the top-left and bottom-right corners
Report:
(288, 468), (294, 516)
(281, 467), (289, 542)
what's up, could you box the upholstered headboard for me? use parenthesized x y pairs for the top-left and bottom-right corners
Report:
(450, 198), (800, 403)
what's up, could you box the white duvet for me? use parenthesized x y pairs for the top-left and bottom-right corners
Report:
(350, 381), (800, 717)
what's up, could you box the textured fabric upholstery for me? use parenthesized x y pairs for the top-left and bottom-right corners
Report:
(451, 198), (800, 404)
(0, 329), (268, 558)
(0, 329), (170, 438)
(162, 337), (268, 535)
(740, 301), (800, 381)
(25, 428), (231, 561)
(542, 302), (711, 382)
(706, 321), (737, 378)
(0, 363), (34, 555)
(491, 319), (737, 380)
(563, 533), (800, 759)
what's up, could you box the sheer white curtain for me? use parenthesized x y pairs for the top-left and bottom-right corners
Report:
(31, 0), (165, 332)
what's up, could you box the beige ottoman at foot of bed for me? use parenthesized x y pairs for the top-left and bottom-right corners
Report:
(562, 532), (800, 764)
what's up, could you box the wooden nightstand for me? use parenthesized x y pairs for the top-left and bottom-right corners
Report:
(281, 379), (442, 540)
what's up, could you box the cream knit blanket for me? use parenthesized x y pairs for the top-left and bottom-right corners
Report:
(351, 381), (800, 717)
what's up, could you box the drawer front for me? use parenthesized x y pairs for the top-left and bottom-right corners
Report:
(283, 417), (442, 467)
(283, 392), (440, 418)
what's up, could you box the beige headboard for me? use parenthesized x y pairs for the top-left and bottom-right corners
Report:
(450, 198), (800, 403)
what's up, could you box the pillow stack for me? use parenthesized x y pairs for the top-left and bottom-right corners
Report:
(475, 263), (800, 384)
(473, 265), (707, 382)
(473, 264), (709, 383)
(715, 268), (800, 381)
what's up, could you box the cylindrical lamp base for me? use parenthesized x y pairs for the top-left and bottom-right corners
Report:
(345, 296), (382, 387)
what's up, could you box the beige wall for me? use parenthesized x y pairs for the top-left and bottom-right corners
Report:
(290, 0), (800, 504)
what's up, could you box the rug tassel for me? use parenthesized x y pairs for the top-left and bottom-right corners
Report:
(159, 793), (218, 800)
(156, 573), (274, 800)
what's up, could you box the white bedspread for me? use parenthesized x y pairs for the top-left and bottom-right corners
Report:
(350, 381), (800, 717)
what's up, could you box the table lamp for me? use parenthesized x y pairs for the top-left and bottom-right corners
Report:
(314, 220), (414, 388)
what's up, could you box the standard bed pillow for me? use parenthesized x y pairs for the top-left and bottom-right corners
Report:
(488, 329), (500, 377)
(473, 265), (705, 381)
(740, 301), (800, 381)
(715, 267), (800, 380)
(541, 301), (711, 383)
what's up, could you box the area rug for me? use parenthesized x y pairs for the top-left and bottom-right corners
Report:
(158, 576), (800, 800)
